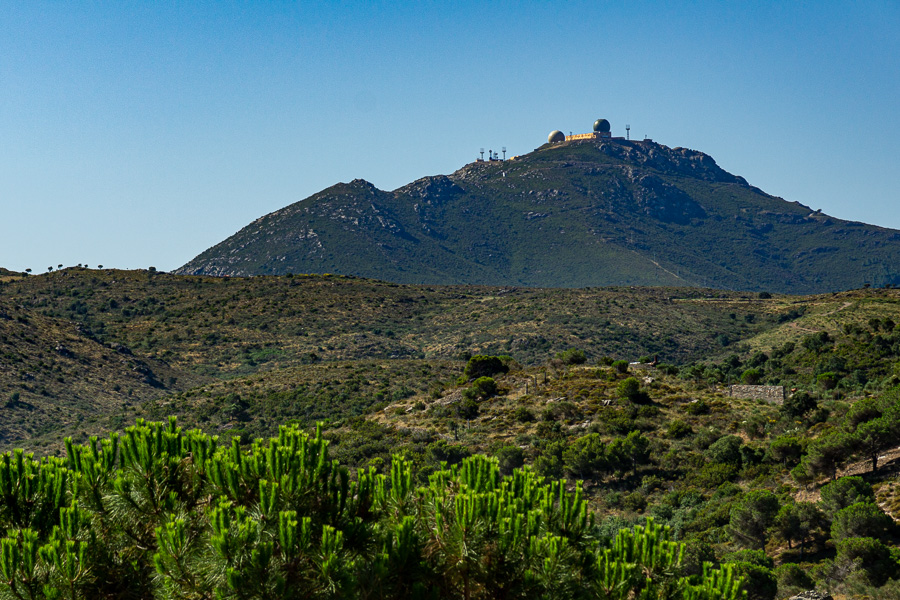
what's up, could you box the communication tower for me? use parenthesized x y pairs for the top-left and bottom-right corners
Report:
(626, 124), (630, 140)
(480, 148), (485, 161)
(502, 147), (506, 160)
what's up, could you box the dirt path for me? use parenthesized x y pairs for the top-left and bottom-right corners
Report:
(782, 301), (855, 334)
(819, 300), (854, 317)
(794, 444), (900, 521)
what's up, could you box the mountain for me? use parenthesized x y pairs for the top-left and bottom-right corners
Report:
(177, 138), (900, 293)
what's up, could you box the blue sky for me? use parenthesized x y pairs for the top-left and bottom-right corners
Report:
(2, 1), (899, 273)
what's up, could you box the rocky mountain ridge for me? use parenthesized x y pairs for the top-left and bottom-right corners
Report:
(177, 138), (900, 293)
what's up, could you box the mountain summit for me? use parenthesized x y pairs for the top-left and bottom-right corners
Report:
(177, 137), (900, 293)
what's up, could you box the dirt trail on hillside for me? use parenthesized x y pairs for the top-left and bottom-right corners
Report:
(795, 444), (900, 520)
(784, 301), (855, 334)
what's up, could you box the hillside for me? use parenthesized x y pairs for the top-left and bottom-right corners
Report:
(178, 138), (900, 294)
(2, 269), (900, 597)
(0, 295), (205, 446)
(0, 268), (785, 446)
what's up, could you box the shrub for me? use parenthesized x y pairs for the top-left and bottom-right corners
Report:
(684, 400), (710, 415)
(721, 549), (773, 569)
(622, 491), (647, 512)
(729, 489), (779, 550)
(747, 352), (768, 368)
(819, 476), (874, 518)
(426, 440), (470, 466)
(534, 421), (564, 441)
(617, 377), (649, 403)
(468, 376), (497, 398)
(534, 441), (564, 478)
(562, 433), (607, 479)
(666, 419), (693, 439)
(773, 563), (813, 594)
(767, 435), (803, 467)
(455, 397), (479, 420)
(617, 377), (641, 400)
(740, 368), (763, 385)
(463, 355), (508, 380)
(494, 445), (524, 476)
(830, 502), (893, 541)
(774, 501), (825, 553)
(771, 341), (795, 359)
(781, 391), (817, 418)
(706, 435), (743, 466)
(817, 372), (839, 390)
(834, 536), (898, 586)
(730, 562), (777, 600)
(612, 360), (629, 374)
(689, 462), (738, 488)
(514, 406), (535, 423)
(555, 349), (587, 365)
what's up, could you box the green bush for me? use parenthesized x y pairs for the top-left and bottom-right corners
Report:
(468, 376), (497, 398)
(781, 391), (817, 418)
(514, 406), (535, 422)
(616, 377), (641, 402)
(426, 439), (471, 465)
(729, 489), (779, 550)
(534, 440), (565, 478)
(667, 419), (693, 439)
(774, 563), (814, 595)
(802, 331), (832, 353)
(740, 368), (763, 385)
(456, 396), (479, 419)
(562, 433), (607, 479)
(706, 435), (743, 466)
(830, 502), (893, 541)
(684, 400), (710, 415)
(494, 445), (524, 476)
(721, 549), (773, 569)
(817, 372), (839, 390)
(556, 349), (587, 365)
(729, 562), (777, 600)
(689, 462), (738, 488)
(834, 536), (898, 586)
(612, 359), (629, 374)
(463, 355), (508, 380)
(767, 435), (803, 467)
(819, 476), (874, 518)
(622, 491), (647, 512)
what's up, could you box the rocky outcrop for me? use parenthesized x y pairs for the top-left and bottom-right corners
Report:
(788, 591), (833, 600)
(632, 174), (706, 224)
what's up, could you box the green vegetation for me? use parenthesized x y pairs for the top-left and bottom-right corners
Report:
(2, 269), (900, 597)
(0, 419), (750, 599)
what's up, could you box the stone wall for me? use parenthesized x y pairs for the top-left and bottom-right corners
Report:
(728, 385), (785, 405)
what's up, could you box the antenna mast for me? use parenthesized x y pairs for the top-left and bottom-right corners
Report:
(626, 124), (630, 140)
(502, 146), (506, 160)
(480, 148), (484, 161)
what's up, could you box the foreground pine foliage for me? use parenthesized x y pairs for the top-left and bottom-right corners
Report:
(0, 418), (746, 599)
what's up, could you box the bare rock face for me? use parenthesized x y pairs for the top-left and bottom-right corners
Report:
(788, 591), (833, 600)
(633, 174), (706, 224)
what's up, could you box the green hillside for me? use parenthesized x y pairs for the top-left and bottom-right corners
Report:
(178, 138), (900, 294)
(2, 269), (900, 597)
(0, 268), (790, 447)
